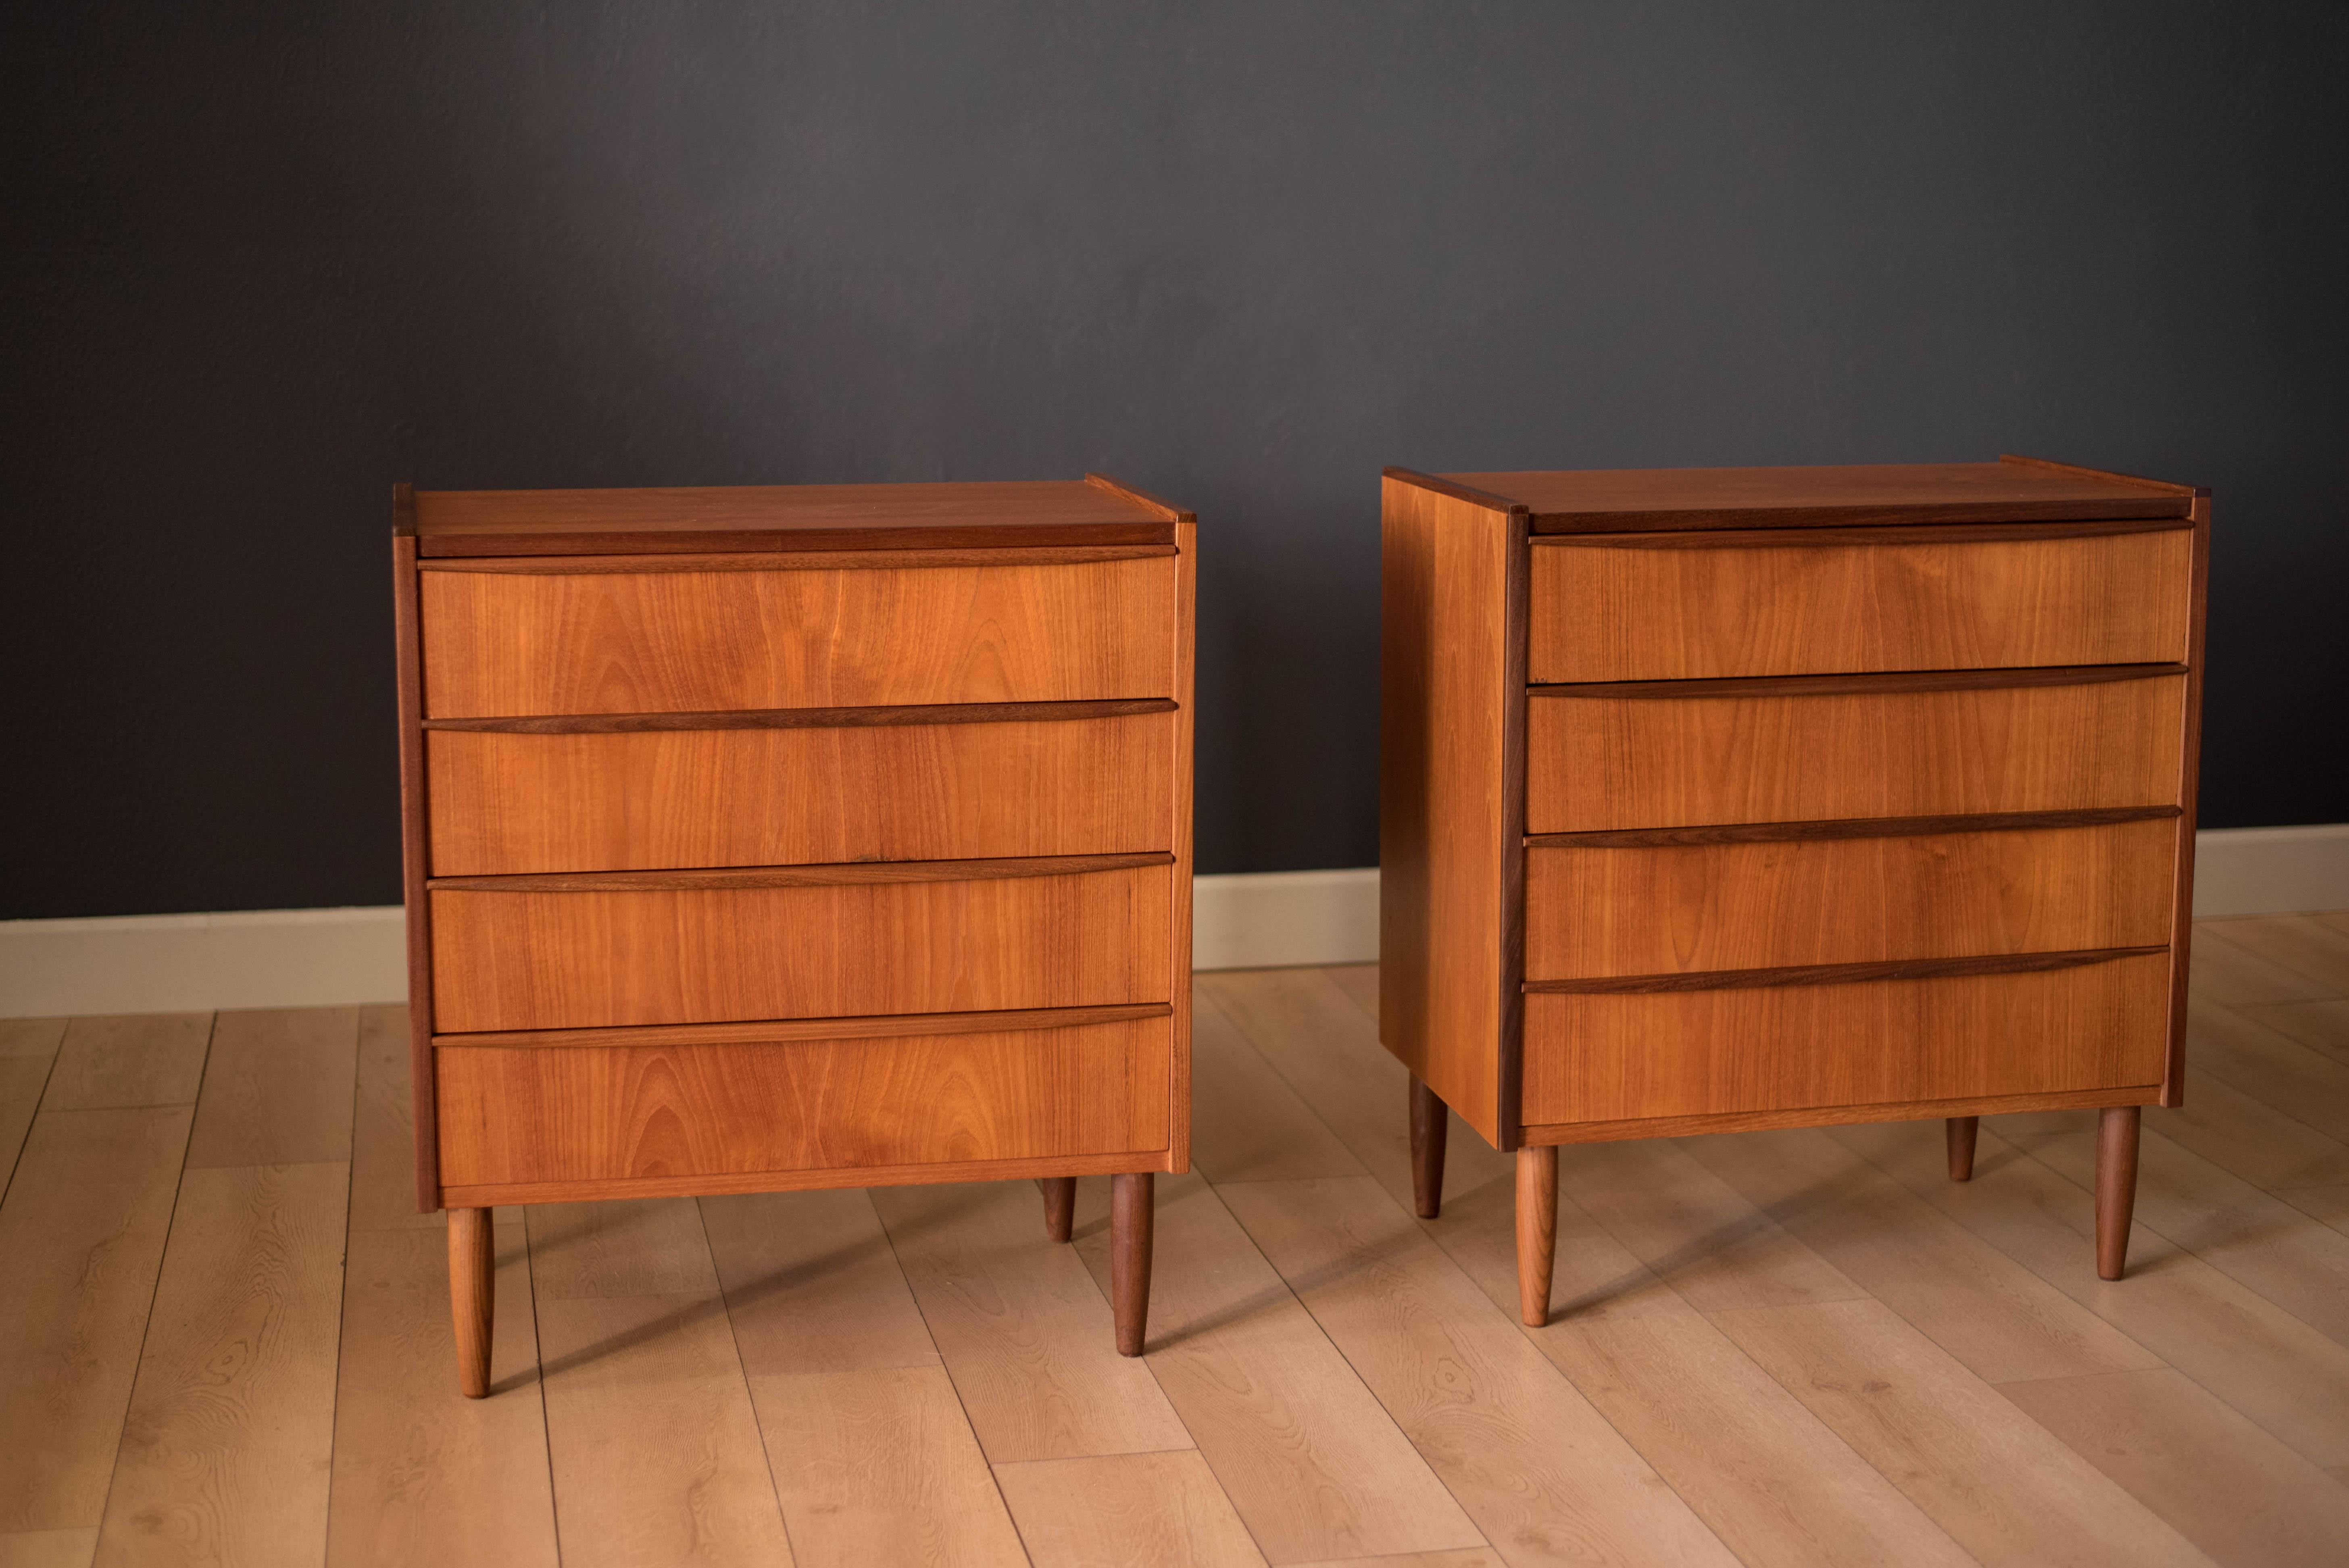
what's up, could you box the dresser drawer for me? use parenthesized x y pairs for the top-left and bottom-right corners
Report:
(429, 860), (1174, 1033)
(1522, 954), (2170, 1127)
(435, 1015), (1172, 1189)
(419, 554), (1177, 718)
(1526, 673), (2185, 834)
(1528, 527), (2191, 682)
(1526, 818), (2176, 980)
(426, 710), (1174, 875)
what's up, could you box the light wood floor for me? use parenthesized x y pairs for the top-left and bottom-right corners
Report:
(6, 913), (2349, 1566)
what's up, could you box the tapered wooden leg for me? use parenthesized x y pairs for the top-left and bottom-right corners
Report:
(2097, 1106), (2141, 1281)
(1946, 1116), (1979, 1182)
(1516, 1145), (1558, 1328)
(1409, 1075), (1449, 1219)
(1111, 1172), (1154, 1356)
(448, 1206), (494, 1399)
(1038, 1177), (1076, 1242)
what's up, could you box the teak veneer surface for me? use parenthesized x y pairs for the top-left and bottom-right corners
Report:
(434, 1018), (1172, 1187)
(1522, 954), (2172, 1125)
(1529, 527), (2191, 681)
(1450, 459), (2192, 532)
(412, 479), (1174, 555)
(419, 555), (1175, 717)
(1378, 474), (1526, 1147)
(1526, 673), (2185, 833)
(429, 864), (1173, 1032)
(1526, 819), (2178, 979)
(425, 712), (1174, 874)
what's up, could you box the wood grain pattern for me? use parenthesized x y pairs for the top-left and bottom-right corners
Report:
(1538, 519), (2191, 548)
(1522, 1085), (2163, 1149)
(1378, 472), (1525, 1148)
(994, 1450), (1268, 1568)
(1523, 955), (2170, 1126)
(2097, 1107), (2142, 1280)
(1529, 527), (2191, 681)
(1524, 947), (2168, 995)
(1526, 674), (2186, 833)
(1526, 820), (2177, 979)
(93, 1162), (349, 1568)
(0, 1107), (193, 1534)
(423, 696), (1176, 733)
(427, 715), (1172, 875)
(435, 1018), (1172, 1187)
(430, 863), (1172, 1032)
(867, 1177), (1188, 1464)
(419, 555), (1176, 717)
(1450, 460), (2192, 532)
(1534, 662), (2184, 700)
(394, 512), (440, 1213)
(412, 477), (1173, 555)
(1112, 1171), (1153, 1356)
(1084, 470), (1196, 522)
(1516, 1146), (1557, 1326)
(700, 1187), (942, 1378)
(184, 1007), (358, 1168)
(448, 1208), (493, 1398)
(2164, 494), (2211, 1104)
(39, 1014), (211, 1112)
(326, 1223), (557, 1566)
(441, 1147), (1170, 1209)
(429, 850), (1171, 893)
(1069, 1174), (1486, 1562)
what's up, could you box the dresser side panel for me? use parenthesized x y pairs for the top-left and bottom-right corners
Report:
(2165, 496), (2211, 1105)
(392, 507), (441, 1212)
(1166, 518), (1196, 1169)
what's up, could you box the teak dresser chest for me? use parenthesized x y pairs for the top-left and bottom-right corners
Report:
(394, 476), (1195, 1394)
(1380, 457), (2207, 1325)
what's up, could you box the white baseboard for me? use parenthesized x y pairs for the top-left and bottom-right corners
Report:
(5, 828), (2343, 1016)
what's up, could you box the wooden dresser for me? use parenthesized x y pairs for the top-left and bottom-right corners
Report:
(394, 477), (1195, 1394)
(1379, 457), (2206, 1325)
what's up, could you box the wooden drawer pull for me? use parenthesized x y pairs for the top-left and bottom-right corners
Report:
(1524, 944), (2166, 995)
(425, 697), (1178, 734)
(427, 851), (1174, 894)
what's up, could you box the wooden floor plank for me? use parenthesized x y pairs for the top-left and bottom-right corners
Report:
(1998, 1108), (2349, 1349)
(93, 1161), (349, 1568)
(2145, 1070), (2349, 1193)
(1200, 970), (1513, 1216)
(2280, 1185), (2349, 1238)
(701, 1187), (941, 1377)
(1680, 1125), (2164, 1382)
(2241, 998), (2349, 1070)
(535, 1292), (796, 1568)
(1400, 1146), (1979, 1567)
(1555, 1139), (1870, 1315)
(185, 1009), (357, 1169)
(1710, 1297), (2212, 1567)
(0, 1530), (100, 1568)
(2189, 926), (2336, 1007)
(1287, 1553), (1501, 1568)
(1836, 1117), (2349, 1468)
(326, 1223), (557, 1568)
(40, 1016), (211, 1113)
(870, 1178), (1189, 1464)
(0, 1020), (68, 1058)
(1321, 965), (1379, 1021)
(0, 1106), (194, 1534)
(2198, 916), (2349, 996)
(346, 1006), (433, 1233)
(746, 1365), (1026, 1568)
(0, 1022), (63, 1204)
(2001, 1367), (2349, 1568)
(1217, 1174), (1742, 1568)
(994, 1449), (1267, 1568)
(527, 1197), (793, 1567)
(2184, 1000), (2349, 1149)
(1071, 1173), (1485, 1564)
(1188, 989), (1367, 1185)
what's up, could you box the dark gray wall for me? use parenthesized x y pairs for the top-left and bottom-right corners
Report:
(4, 2), (2345, 919)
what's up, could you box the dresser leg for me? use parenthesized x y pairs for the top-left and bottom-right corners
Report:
(1112, 1172), (1154, 1356)
(1516, 1145), (1558, 1327)
(448, 1206), (494, 1398)
(1409, 1075), (1449, 1219)
(1038, 1177), (1076, 1243)
(1946, 1116), (1979, 1182)
(2097, 1107), (2142, 1281)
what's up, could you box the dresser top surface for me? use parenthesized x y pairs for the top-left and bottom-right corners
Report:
(404, 477), (1185, 556)
(1437, 459), (2197, 531)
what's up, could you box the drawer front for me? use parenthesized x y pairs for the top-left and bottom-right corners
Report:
(1522, 954), (2170, 1127)
(430, 865), (1173, 1033)
(1527, 675), (2184, 833)
(427, 712), (1173, 875)
(1526, 819), (2176, 980)
(420, 556), (1176, 718)
(1528, 528), (2191, 682)
(436, 1016), (1172, 1187)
